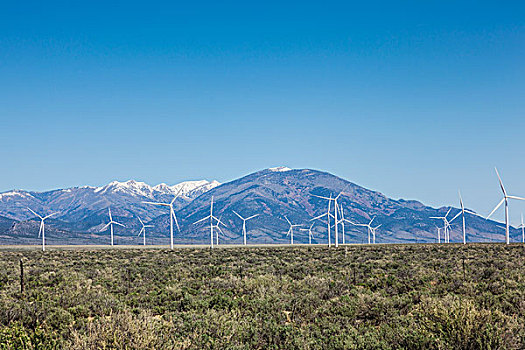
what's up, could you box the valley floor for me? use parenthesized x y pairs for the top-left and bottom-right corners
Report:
(0, 244), (524, 349)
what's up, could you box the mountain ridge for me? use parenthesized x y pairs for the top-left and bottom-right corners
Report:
(0, 168), (518, 245)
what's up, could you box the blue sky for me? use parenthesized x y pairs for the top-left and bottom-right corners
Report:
(1, 1), (525, 223)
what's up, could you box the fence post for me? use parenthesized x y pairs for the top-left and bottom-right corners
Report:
(20, 259), (24, 295)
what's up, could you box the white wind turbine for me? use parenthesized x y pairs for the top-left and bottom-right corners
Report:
(137, 216), (153, 246)
(487, 168), (525, 245)
(193, 196), (225, 248)
(430, 209), (460, 243)
(300, 223), (315, 245)
(232, 210), (259, 245)
(102, 208), (125, 246)
(214, 216), (227, 245)
(284, 216), (301, 245)
(143, 189), (182, 249)
(338, 204), (347, 245)
(313, 189), (348, 247)
(455, 191), (476, 244)
(27, 208), (58, 252)
(347, 217), (379, 244)
(518, 213), (525, 244)
(311, 194), (334, 247)
(436, 225), (442, 244)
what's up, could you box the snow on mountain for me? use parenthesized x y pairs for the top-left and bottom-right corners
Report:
(93, 179), (221, 198)
(0, 190), (34, 201)
(95, 180), (155, 197)
(0, 179), (221, 222)
(269, 166), (292, 172)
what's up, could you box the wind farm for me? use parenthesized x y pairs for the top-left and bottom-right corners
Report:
(2, 0), (525, 347)
(2, 167), (525, 247)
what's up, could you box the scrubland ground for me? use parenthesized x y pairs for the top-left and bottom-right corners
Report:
(0, 244), (524, 349)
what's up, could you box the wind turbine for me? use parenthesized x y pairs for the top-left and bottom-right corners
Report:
(338, 204), (347, 245)
(102, 208), (125, 246)
(143, 189), (182, 249)
(232, 210), (259, 245)
(347, 217), (379, 244)
(436, 225), (442, 244)
(27, 208), (57, 252)
(311, 194), (335, 247)
(453, 191), (476, 244)
(487, 168), (525, 245)
(518, 213), (525, 244)
(137, 216), (153, 246)
(284, 216), (301, 245)
(430, 209), (461, 243)
(193, 196), (225, 248)
(214, 216), (227, 245)
(300, 223), (316, 245)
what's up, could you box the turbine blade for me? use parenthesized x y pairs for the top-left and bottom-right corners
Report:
(311, 213), (327, 221)
(487, 198), (505, 219)
(114, 222), (126, 227)
(284, 216), (292, 225)
(232, 210), (244, 220)
(193, 216), (211, 225)
(172, 210), (181, 231)
(246, 214), (259, 220)
(495, 167), (507, 196)
(27, 207), (42, 219)
(450, 211), (462, 223)
(142, 201), (166, 206)
(312, 194), (331, 200)
(43, 212), (58, 220)
(507, 195), (525, 201)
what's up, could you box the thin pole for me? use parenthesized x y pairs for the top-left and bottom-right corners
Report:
(170, 207), (174, 249)
(20, 259), (24, 295)
(111, 224), (114, 246)
(210, 199), (214, 248)
(327, 200), (331, 248)
(505, 199), (510, 245)
(463, 214), (466, 244)
(334, 200), (339, 247)
(42, 221), (45, 252)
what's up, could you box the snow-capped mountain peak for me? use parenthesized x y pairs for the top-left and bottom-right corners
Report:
(93, 179), (221, 198)
(269, 166), (292, 172)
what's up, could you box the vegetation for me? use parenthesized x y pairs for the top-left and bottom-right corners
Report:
(0, 244), (524, 349)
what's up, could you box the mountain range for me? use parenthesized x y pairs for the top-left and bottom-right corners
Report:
(0, 167), (517, 245)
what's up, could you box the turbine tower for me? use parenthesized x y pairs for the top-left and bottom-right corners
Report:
(436, 226), (442, 244)
(143, 189), (182, 249)
(232, 210), (259, 245)
(193, 196), (225, 248)
(487, 168), (525, 245)
(454, 191), (476, 244)
(338, 205), (347, 245)
(284, 216), (301, 245)
(27, 208), (57, 252)
(137, 216), (153, 246)
(102, 208), (125, 246)
(519, 213), (525, 244)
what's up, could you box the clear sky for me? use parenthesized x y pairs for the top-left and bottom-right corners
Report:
(1, 1), (524, 223)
